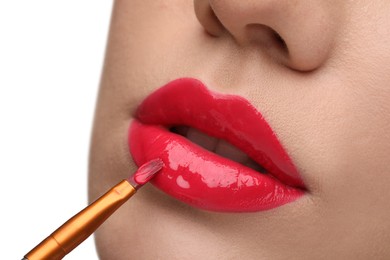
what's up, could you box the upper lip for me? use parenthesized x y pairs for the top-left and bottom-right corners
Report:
(136, 78), (304, 188)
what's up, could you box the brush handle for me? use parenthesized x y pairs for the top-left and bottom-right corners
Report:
(24, 180), (136, 260)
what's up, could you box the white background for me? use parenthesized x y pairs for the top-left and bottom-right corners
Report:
(0, 1), (112, 259)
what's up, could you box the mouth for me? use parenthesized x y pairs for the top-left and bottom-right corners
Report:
(170, 125), (268, 174)
(129, 78), (305, 212)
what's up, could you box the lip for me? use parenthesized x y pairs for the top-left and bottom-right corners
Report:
(129, 78), (305, 212)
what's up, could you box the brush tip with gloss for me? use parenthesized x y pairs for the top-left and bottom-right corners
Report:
(128, 158), (164, 188)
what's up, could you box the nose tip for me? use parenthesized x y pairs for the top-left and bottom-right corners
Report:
(194, 0), (340, 71)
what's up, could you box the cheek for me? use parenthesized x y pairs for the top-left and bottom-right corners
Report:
(341, 73), (390, 196)
(335, 46), (390, 185)
(100, 1), (203, 121)
(307, 59), (390, 243)
(107, 1), (199, 82)
(330, 0), (390, 184)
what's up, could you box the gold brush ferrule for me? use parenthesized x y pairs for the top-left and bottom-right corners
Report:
(25, 180), (136, 260)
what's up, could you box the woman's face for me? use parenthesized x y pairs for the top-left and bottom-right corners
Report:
(89, 0), (390, 258)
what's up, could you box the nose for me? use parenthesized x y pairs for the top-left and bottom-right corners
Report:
(194, 0), (341, 71)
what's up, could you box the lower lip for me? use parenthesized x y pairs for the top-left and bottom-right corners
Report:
(130, 121), (303, 212)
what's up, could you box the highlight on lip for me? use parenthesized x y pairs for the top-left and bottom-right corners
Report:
(129, 78), (306, 212)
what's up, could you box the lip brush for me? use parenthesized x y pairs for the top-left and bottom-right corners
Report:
(23, 158), (163, 260)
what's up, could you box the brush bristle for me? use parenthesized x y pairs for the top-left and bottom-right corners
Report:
(131, 159), (164, 185)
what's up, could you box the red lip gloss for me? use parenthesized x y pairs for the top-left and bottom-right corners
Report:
(129, 78), (305, 212)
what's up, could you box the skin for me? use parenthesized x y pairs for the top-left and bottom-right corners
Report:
(89, 0), (390, 259)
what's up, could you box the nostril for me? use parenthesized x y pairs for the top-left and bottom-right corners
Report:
(246, 24), (288, 54)
(273, 31), (288, 53)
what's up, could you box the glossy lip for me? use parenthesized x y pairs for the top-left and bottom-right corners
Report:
(129, 78), (305, 212)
